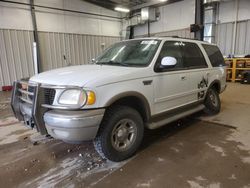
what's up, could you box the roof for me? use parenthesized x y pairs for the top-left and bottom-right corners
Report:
(124, 36), (217, 46)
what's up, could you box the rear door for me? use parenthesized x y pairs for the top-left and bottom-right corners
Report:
(180, 42), (209, 103)
(202, 44), (227, 92)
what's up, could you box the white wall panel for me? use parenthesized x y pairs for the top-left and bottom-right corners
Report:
(0, 0), (122, 87)
(0, 2), (33, 30)
(236, 21), (247, 55)
(134, 27), (194, 39)
(244, 20), (250, 55)
(0, 29), (120, 86)
(153, 28), (194, 39)
(35, 9), (121, 36)
(215, 20), (250, 56)
(133, 0), (195, 37)
(215, 22), (233, 55)
(38, 32), (120, 72)
(0, 29), (34, 86)
(235, 20), (250, 55)
(218, 0), (250, 23)
(0, 0), (122, 36)
(218, 0), (235, 24)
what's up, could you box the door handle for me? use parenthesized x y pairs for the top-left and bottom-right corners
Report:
(181, 76), (186, 80)
(143, 80), (153, 85)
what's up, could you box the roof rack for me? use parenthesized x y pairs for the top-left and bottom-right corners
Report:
(170, 36), (200, 41)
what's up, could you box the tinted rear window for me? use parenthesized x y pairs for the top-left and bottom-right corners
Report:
(181, 42), (208, 69)
(202, 44), (225, 67)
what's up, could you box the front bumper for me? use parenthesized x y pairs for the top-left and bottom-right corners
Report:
(11, 81), (48, 134)
(11, 81), (105, 142)
(44, 109), (104, 142)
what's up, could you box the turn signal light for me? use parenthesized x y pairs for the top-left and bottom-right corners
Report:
(87, 91), (96, 105)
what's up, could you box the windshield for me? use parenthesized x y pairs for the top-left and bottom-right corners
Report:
(96, 39), (160, 67)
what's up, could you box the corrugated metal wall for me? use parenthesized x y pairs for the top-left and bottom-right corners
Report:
(134, 28), (194, 39)
(0, 29), (35, 89)
(2, 20), (250, 88)
(235, 20), (250, 55)
(153, 28), (194, 39)
(0, 29), (120, 88)
(215, 19), (250, 56)
(39, 32), (120, 71)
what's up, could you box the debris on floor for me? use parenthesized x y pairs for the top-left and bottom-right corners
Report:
(0, 83), (250, 187)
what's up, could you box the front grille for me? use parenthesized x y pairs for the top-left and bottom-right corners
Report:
(18, 83), (56, 106)
(18, 83), (35, 104)
(28, 86), (35, 101)
(44, 88), (56, 105)
(13, 81), (49, 135)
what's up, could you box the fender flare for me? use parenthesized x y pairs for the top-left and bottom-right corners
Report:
(104, 91), (151, 121)
(207, 80), (221, 94)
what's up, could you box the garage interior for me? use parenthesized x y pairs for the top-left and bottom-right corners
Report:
(0, 0), (250, 187)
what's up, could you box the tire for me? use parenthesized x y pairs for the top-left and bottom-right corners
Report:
(94, 105), (144, 162)
(204, 87), (221, 115)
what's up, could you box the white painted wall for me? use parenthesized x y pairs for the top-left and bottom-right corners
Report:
(218, 0), (250, 23)
(131, 0), (250, 37)
(0, 0), (33, 30)
(0, 0), (122, 36)
(133, 0), (195, 36)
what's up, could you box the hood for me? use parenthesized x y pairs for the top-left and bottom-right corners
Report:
(30, 64), (146, 87)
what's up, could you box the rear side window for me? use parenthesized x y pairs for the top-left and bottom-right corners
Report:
(182, 42), (208, 69)
(202, 44), (225, 67)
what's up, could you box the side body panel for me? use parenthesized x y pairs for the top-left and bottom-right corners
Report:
(153, 71), (192, 115)
(84, 39), (226, 118)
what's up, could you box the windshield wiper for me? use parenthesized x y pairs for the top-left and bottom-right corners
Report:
(97, 61), (129, 66)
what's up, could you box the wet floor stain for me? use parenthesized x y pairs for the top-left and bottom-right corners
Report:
(1, 86), (250, 188)
(91, 120), (250, 188)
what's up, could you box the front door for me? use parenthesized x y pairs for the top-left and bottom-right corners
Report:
(153, 41), (192, 115)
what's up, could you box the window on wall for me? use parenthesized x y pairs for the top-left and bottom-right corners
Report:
(181, 42), (208, 69)
(202, 44), (226, 67)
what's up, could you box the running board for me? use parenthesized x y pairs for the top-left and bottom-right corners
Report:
(146, 104), (205, 130)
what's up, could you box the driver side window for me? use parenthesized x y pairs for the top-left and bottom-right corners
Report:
(155, 41), (185, 72)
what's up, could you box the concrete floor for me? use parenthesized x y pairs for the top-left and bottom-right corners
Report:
(0, 83), (250, 188)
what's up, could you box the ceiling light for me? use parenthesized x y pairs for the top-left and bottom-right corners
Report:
(159, 0), (168, 2)
(114, 7), (130, 13)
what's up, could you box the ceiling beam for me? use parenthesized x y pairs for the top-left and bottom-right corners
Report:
(131, 0), (183, 10)
(84, 0), (118, 10)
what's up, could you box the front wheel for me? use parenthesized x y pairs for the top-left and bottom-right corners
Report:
(94, 106), (144, 162)
(204, 87), (221, 115)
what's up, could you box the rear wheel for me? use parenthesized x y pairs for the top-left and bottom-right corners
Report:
(204, 87), (221, 115)
(94, 106), (144, 162)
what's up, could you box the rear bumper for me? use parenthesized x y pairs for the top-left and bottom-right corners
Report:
(220, 84), (227, 93)
(44, 109), (105, 142)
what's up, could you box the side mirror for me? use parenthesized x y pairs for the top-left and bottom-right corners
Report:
(91, 58), (96, 64)
(161, 56), (177, 67)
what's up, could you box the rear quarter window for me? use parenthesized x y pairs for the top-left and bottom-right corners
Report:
(181, 42), (208, 69)
(202, 44), (226, 67)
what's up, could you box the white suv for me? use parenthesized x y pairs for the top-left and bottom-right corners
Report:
(11, 37), (226, 161)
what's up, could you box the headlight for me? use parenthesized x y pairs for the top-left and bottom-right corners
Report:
(58, 89), (87, 106)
